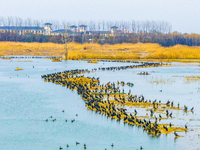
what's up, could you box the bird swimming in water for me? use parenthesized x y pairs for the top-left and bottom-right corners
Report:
(62, 109), (65, 112)
(169, 112), (172, 118)
(45, 119), (48, 122)
(166, 110), (169, 116)
(111, 143), (114, 147)
(66, 144), (69, 148)
(59, 146), (63, 150)
(185, 124), (187, 129)
(191, 107), (194, 111)
(174, 131), (179, 137)
(84, 143), (86, 149)
(76, 141), (80, 145)
(184, 105), (188, 111)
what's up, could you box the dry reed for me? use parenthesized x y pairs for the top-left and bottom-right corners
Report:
(1, 42), (200, 61)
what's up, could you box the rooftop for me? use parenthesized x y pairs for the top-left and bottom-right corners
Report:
(52, 29), (72, 33)
(79, 24), (87, 27)
(70, 25), (77, 28)
(111, 26), (118, 29)
(0, 26), (43, 30)
(87, 31), (111, 34)
(44, 23), (52, 26)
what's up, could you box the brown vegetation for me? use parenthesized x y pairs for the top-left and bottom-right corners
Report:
(1, 42), (200, 62)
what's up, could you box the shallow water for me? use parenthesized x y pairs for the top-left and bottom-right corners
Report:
(0, 59), (200, 150)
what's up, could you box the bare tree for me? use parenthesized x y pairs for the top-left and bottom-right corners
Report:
(52, 20), (60, 31)
(106, 21), (111, 31)
(97, 21), (101, 31)
(33, 19), (40, 42)
(7, 16), (14, 26)
(14, 17), (20, 41)
(62, 20), (67, 29)
(0, 17), (3, 40)
(0, 17), (3, 26)
(102, 20), (105, 31)
(131, 20), (136, 33)
(27, 18), (32, 27)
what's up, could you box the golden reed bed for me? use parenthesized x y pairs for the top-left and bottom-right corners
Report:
(0, 42), (200, 62)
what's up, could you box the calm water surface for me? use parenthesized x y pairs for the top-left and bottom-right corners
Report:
(0, 58), (200, 150)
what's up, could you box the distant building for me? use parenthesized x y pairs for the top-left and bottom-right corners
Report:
(70, 25), (77, 33)
(0, 26), (44, 35)
(51, 29), (72, 36)
(44, 23), (52, 35)
(110, 26), (118, 35)
(78, 25), (87, 34)
(87, 31), (111, 36)
(0, 23), (129, 37)
(0, 23), (52, 35)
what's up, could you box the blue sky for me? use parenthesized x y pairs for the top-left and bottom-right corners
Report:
(0, 0), (199, 33)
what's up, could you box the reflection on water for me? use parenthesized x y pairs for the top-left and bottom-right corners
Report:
(0, 59), (200, 150)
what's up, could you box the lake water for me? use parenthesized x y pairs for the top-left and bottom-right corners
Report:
(0, 58), (200, 150)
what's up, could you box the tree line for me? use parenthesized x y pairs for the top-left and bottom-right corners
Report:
(0, 16), (200, 47)
(0, 17), (171, 32)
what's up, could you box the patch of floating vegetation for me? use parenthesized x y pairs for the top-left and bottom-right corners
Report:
(173, 75), (200, 84)
(150, 77), (175, 85)
(52, 58), (61, 62)
(49, 56), (62, 59)
(41, 61), (192, 137)
(185, 76), (200, 82)
(15, 60), (32, 62)
(0, 56), (62, 59)
(1, 57), (11, 60)
(87, 59), (98, 63)
(137, 72), (150, 75)
(15, 67), (23, 71)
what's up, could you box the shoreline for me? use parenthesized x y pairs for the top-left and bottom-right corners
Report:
(1, 55), (199, 64)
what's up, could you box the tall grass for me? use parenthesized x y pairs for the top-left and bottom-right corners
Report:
(143, 44), (200, 59)
(0, 42), (64, 56)
(1, 42), (200, 61)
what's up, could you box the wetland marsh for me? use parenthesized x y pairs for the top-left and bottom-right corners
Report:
(0, 58), (200, 150)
